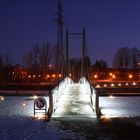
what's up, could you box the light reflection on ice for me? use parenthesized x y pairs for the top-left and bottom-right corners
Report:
(100, 96), (140, 117)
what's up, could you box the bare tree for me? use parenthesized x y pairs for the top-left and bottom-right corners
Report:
(93, 60), (108, 71)
(24, 45), (40, 74)
(24, 43), (52, 75)
(0, 54), (13, 80)
(0, 54), (11, 68)
(39, 43), (52, 74)
(113, 47), (130, 68)
(131, 47), (139, 69)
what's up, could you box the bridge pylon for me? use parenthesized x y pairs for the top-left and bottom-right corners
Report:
(65, 28), (86, 81)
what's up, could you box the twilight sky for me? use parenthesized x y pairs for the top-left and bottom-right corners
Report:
(1, 0), (140, 67)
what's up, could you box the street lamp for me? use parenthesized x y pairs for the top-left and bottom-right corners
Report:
(128, 74), (133, 80)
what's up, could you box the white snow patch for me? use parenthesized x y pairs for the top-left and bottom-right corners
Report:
(0, 96), (86, 140)
(100, 96), (140, 117)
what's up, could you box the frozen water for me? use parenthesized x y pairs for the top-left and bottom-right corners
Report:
(0, 91), (140, 139)
(100, 96), (140, 117)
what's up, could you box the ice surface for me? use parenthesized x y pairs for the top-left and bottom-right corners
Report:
(100, 96), (140, 117)
(0, 93), (140, 139)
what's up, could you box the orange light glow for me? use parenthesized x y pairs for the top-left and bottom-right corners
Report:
(96, 84), (100, 88)
(52, 74), (56, 78)
(109, 73), (113, 76)
(112, 75), (116, 79)
(94, 74), (98, 79)
(128, 74), (133, 79)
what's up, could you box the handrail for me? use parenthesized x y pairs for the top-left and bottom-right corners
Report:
(51, 77), (73, 113)
(79, 77), (100, 117)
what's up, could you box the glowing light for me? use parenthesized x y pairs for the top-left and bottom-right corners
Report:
(109, 73), (113, 76)
(109, 95), (114, 99)
(33, 95), (38, 99)
(47, 75), (50, 78)
(132, 82), (136, 85)
(128, 74), (133, 79)
(111, 83), (114, 87)
(52, 74), (56, 78)
(59, 74), (62, 77)
(118, 83), (122, 86)
(33, 75), (36, 78)
(112, 75), (116, 79)
(28, 75), (31, 78)
(49, 64), (52, 68)
(38, 75), (41, 78)
(101, 114), (111, 119)
(125, 83), (129, 86)
(96, 84), (100, 88)
(0, 97), (5, 101)
(22, 103), (27, 106)
(69, 73), (72, 77)
(104, 84), (107, 87)
(52, 82), (96, 118)
(94, 74), (98, 79)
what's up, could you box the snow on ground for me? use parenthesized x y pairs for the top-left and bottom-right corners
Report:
(100, 96), (140, 118)
(0, 96), (86, 140)
(0, 94), (140, 139)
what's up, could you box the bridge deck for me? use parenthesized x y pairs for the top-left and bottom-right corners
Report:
(52, 83), (96, 117)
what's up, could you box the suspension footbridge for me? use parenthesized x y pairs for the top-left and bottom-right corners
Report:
(52, 79), (96, 118)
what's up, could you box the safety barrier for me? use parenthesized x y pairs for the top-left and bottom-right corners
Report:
(79, 77), (100, 117)
(49, 77), (73, 114)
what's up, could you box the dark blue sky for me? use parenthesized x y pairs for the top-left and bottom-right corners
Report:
(1, 0), (140, 66)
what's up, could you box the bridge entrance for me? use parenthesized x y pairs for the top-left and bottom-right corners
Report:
(51, 78), (97, 118)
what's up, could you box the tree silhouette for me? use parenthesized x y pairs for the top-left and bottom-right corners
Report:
(24, 42), (52, 75)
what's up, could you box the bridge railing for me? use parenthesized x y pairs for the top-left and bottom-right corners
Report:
(79, 77), (100, 116)
(49, 77), (73, 114)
